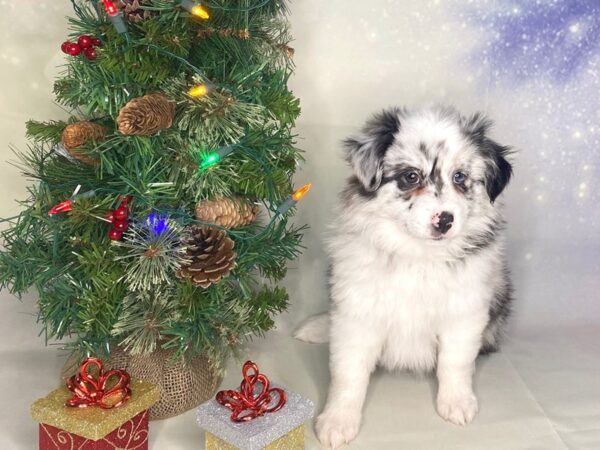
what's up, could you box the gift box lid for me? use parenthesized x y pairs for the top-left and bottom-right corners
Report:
(31, 379), (160, 441)
(196, 386), (314, 450)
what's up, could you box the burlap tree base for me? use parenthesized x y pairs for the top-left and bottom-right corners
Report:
(61, 347), (222, 420)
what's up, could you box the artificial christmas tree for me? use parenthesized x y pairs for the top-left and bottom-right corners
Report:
(1, 0), (306, 417)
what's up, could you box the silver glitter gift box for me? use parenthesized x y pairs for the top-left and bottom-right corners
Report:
(196, 387), (314, 450)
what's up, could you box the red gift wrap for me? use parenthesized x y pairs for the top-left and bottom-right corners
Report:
(39, 410), (149, 450)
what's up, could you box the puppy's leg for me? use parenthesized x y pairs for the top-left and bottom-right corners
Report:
(436, 317), (486, 426)
(316, 314), (381, 449)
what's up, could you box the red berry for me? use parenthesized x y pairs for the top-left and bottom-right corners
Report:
(108, 228), (123, 241)
(65, 43), (82, 56)
(84, 46), (97, 60)
(106, 211), (115, 222)
(113, 206), (129, 221)
(91, 37), (102, 47)
(120, 195), (132, 206)
(77, 35), (94, 49)
(61, 41), (72, 53)
(112, 219), (129, 232)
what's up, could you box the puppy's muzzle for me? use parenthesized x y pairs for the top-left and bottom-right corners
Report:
(432, 211), (454, 235)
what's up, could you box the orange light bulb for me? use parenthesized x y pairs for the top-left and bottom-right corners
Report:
(292, 183), (312, 202)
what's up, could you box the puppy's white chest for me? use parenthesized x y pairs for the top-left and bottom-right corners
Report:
(375, 263), (450, 371)
(333, 252), (480, 372)
(334, 254), (458, 319)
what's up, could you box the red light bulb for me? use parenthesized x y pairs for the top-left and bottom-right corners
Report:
(48, 199), (73, 215)
(102, 0), (118, 16)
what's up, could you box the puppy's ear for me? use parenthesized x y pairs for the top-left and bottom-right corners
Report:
(462, 113), (513, 203)
(344, 108), (402, 191)
(482, 141), (513, 202)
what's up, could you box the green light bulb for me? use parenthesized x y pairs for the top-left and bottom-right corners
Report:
(199, 145), (236, 171)
(200, 152), (220, 170)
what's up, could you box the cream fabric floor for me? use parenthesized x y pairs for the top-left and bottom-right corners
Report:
(1, 287), (600, 449)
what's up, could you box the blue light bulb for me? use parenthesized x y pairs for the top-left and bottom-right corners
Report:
(146, 212), (169, 235)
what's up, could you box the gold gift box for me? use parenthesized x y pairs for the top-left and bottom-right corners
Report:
(205, 425), (305, 450)
(31, 379), (160, 441)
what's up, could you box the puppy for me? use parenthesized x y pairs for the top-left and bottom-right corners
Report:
(295, 106), (514, 449)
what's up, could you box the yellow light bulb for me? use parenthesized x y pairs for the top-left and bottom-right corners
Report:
(292, 183), (312, 202)
(188, 84), (208, 97)
(191, 4), (209, 19)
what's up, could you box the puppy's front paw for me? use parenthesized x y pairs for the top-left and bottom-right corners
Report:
(316, 409), (361, 449)
(436, 391), (479, 426)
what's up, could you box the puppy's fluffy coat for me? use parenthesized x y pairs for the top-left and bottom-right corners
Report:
(295, 106), (514, 449)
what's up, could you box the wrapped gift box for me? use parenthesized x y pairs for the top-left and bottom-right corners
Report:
(31, 379), (160, 450)
(197, 386), (314, 450)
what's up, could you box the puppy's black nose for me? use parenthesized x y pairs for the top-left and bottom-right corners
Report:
(435, 211), (454, 234)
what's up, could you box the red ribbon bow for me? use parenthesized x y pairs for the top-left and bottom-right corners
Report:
(215, 360), (287, 422)
(65, 357), (132, 409)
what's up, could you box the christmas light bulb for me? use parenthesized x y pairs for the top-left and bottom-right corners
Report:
(102, 0), (128, 35)
(180, 0), (210, 19)
(276, 183), (312, 215)
(48, 199), (73, 216)
(201, 153), (220, 169)
(47, 188), (96, 216)
(199, 145), (235, 170)
(146, 212), (169, 235)
(103, 0), (119, 16)
(292, 183), (312, 201)
(188, 84), (208, 97)
(191, 5), (210, 19)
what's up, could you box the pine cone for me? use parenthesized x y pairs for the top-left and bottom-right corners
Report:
(195, 197), (258, 229)
(177, 226), (236, 288)
(116, 93), (175, 136)
(117, 0), (156, 22)
(61, 121), (106, 165)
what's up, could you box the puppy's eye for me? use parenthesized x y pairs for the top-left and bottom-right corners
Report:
(453, 171), (467, 184)
(402, 171), (421, 185)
